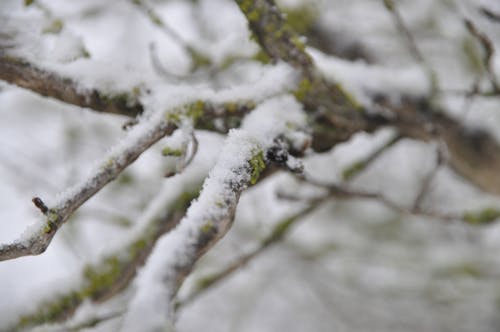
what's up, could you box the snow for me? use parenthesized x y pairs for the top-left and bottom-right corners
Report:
(241, 95), (307, 148)
(1, 0), (500, 331)
(121, 96), (308, 331)
(310, 48), (430, 105)
(121, 130), (262, 332)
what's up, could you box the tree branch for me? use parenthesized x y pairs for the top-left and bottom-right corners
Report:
(7, 184), (200, 331)
(382, 0), (439, 95)
(464, 18), (500, 92)
(0, 115), (177, 261)
(178, 200), (323, 307)
(121, 95), (307, 331)
(0, 55), (144, 117)
(120, 131), (267, 332)
(234, 0), (370, 150)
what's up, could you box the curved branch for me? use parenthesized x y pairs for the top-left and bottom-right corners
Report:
(120, 131), (267, 332)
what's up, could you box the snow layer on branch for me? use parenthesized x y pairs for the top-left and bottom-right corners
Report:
(143, 61), (299, 113)
(242, 95), (307, 148)
(310, 49), (429, 105)
(189, 0), (259, 66)
(121, 96), (307, 331)
(121, 130), (260, 332)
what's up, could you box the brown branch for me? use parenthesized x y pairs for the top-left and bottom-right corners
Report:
(297, 174), (460, 222)
(480, 7), (500, 23)
(464, 18), (500, 92)
(412, 146), (444, 211)
(234, 0), (370, 151)
(373, 96), (500, 196)
(0, 55), (143, 117)
(382, 0), (438, 95)
(342, 132), (402, 180)
(235, 0), (500, 196)
(0, 53), (257, 131)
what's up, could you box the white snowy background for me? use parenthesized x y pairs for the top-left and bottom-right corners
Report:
(1, 0), (500, 331)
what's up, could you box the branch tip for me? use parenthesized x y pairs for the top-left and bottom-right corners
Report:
(32, 197), (48, 214)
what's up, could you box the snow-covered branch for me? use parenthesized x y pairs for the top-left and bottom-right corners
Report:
(234, 0), (370, 150)
(120, 96), (308, 331)
(178, 200), (324, 307)
(120, 130), (266, 332)
(0, 54), (144, 117)
(0, 114), (177, 261)
(0, 56), (299, 262)
(9, 176), (205, 331)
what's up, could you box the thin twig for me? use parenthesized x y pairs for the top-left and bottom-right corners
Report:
(464, 18), (500, 92)
(382, 0), (439, 96)
(149, 42), (181, 81)
(440, 87), (500, 98)
(298, 173), (459, 222)
(164, 129), (199, 177)
(412, 145), (445, 211)
(479, 6), (500, 23)
(342, 132), (402, 181)
(131, 0), (210, 73)
(49, 310), (124, 332)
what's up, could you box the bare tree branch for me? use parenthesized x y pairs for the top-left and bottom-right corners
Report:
(464, 18), (500, 92)
(131, 0), (210, 73)
(382, 0), (439, 95)
(480, 6), (500, 23)
(372, 96), (500, 196)
(297, 174), (460, 222)
(412, 146), (445, 211)
(342, 132), (403, 180)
